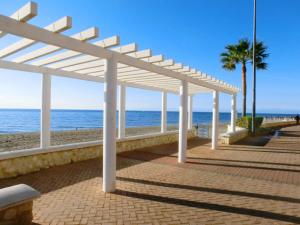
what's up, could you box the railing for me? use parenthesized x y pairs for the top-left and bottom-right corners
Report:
(195, 124), (229, 138)
(263, 116), (295, 123)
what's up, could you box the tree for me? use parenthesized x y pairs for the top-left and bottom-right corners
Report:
(220, 39), (269, 117)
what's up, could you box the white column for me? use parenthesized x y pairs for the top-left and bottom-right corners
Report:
(118, 84), (126, 139)
(212, 90), (219, 150)
(40, 73), (51, 148)
(161, 91), (167, 133)
(103, 56), (117, 193)
(231, 94), (237, 132)
(188, 95), (193, 130)
(178, 80), (188, 163)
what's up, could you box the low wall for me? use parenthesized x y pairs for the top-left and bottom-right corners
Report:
(262, 120), (296, 128)
(0, 130), (196, 179)
(220, 127), (248, 145)
(0, 201), (33, 225)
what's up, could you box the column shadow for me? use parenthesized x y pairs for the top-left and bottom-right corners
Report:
(114, 189), (300, 224)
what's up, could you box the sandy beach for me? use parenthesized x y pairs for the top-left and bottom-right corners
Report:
(0, 126), (179, 152)
(0, 124), (231, 152)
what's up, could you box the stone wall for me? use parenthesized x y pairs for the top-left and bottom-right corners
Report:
(220, 128), (248, 145)
(0, 130), (196, 179)
(0, 202), (33, 225)
(262, 121), (296, 128)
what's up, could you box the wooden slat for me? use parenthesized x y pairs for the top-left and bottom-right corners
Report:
(0, 2), (37, 38)
(0, 13), (239, 93)
(13, 27), (99, 63)
(48, 43), (137, 69)
(0, 16), (72, 58)
(66, 49), (151, 73)
(31, 36), (119, 66)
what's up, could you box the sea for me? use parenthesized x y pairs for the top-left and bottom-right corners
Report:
(0, 109), (295, 134)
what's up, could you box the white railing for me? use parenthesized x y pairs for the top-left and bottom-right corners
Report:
(0, 129), (183, 161)
(263, 116), (295, 123)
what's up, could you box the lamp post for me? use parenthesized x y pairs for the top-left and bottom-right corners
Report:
(251, 0), (257, 134)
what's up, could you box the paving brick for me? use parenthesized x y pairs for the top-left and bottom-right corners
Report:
(0, 126), (300, 224)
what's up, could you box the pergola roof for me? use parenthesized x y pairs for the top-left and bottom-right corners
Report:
(0, 2), (239, 95)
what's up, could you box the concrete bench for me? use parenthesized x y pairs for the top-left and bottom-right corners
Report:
(0, 184), (40, 225)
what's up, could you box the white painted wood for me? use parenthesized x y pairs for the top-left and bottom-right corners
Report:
(48, 43), (137, 70)
(0, 15), (239, 94)
(40, 73), (51, 148)
(174, 66), (190, 72)
(0, 59), (178, 95)
(143, 55), (164, 63)
(0, 16), (72, 58)
(127, 49), (151, 59)
(212, 90), (219, 150)
(32, 36), (120, 66)
(155, 59), (174, 67)
(13, 27), (99, 63)
(178, 80), (188, 163)
(118, 84), (126, 139)
(0, 1), (37, 38)
(63, 49), (151, 73)
(0, 15), (112, 59)
(188, 95), (193, 129)
(231, 94), (237, 132)
(103, 56), (117, 193)
(90, 59), (174, 77)
(165, 63), (183, 70)
(161, 91), (167, 133)
(0, 130), (181, 161)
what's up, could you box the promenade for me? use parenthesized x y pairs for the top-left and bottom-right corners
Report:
(0, 125), (299, 224)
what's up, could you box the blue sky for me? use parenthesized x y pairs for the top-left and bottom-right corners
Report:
(0, 0), (299, 113)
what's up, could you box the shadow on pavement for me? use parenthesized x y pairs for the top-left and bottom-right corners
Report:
(114, 189), (300, 224)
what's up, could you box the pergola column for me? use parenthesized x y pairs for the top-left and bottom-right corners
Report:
(103, 56), (117, 193)
(40, 73), (51, 148)
(118, 84), (126, 139)
(212, 90), (219, 150)
(188, 95), (193, 130)
(178, 80), (188, 163)
(161, 91), (167, 133)
(231, 94), (237, 132)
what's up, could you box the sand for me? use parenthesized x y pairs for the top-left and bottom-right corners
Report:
(0, 126), (178, 152)
(0, 124), (230, 152)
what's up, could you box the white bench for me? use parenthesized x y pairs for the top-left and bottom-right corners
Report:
(0, 184), (40, 225)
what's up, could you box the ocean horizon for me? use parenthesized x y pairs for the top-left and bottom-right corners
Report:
(0, 108), (295, 134)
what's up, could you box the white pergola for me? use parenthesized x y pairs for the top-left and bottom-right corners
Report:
(0, 2), (239, 192)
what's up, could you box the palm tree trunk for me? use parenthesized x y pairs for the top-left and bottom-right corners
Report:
(242, 63), (247, 117)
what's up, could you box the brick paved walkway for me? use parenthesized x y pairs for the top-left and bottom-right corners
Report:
(0, 125), (300, 224)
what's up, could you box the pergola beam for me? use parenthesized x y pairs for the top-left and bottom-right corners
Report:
(31, 36), (120, 66)
(64, 49), (151, 73)
(0, 14), (239, 93)
(89, 59), (174, 77)
(0, 16), (72, 58)
(48, 43), (137, 69)
(0, 59), (177, 94)
(13, 27), (99, 63)
(0, 1), (37, 38)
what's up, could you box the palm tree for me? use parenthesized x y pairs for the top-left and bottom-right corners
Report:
(220, 39), (269, 117)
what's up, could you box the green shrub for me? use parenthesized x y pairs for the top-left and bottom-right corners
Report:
(236, 116), (263, 130)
